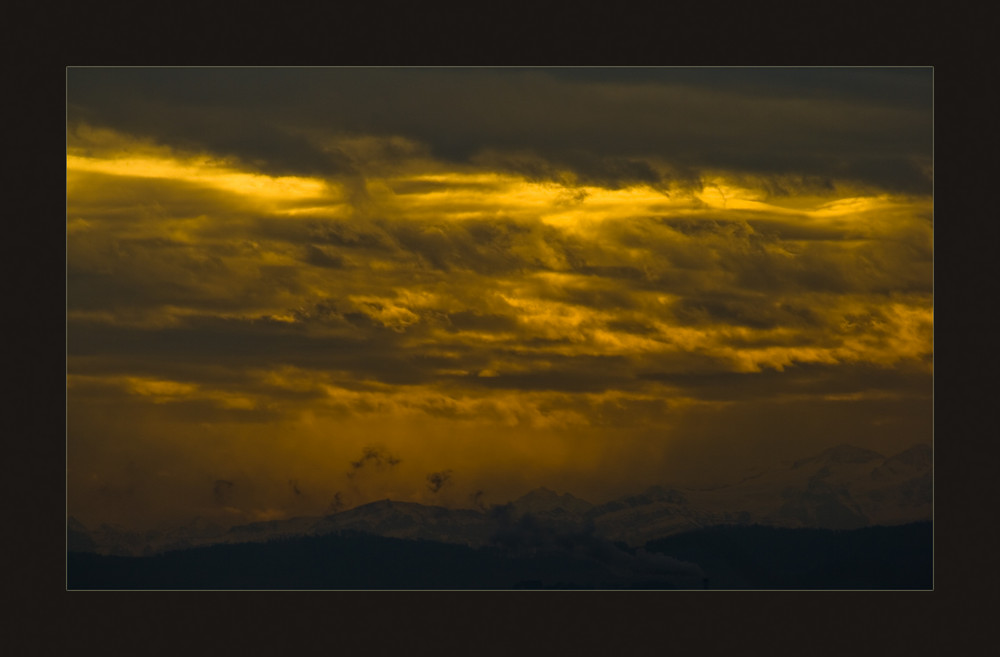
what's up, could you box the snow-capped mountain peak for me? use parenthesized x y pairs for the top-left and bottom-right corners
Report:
(510, 487), (594, 516)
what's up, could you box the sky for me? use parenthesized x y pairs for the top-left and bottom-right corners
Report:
(66, 67), (933, 531)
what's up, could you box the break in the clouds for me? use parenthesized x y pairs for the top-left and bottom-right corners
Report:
(67, 68), (932, 531)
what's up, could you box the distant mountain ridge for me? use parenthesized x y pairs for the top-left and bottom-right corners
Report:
(508, 486), (594, 516)
(69, 443), (931, 556)
(792, 444), (884, 469)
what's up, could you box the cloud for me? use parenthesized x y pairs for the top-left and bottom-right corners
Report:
(426, 470), (453, 494)
(213, 480), (234, 504)
(470, 490), (488, 511)
(347, 445), (401, 479)
(302, 245), (344, 269)
(327, 492), (346, 514)
(68, 68), (932, 193)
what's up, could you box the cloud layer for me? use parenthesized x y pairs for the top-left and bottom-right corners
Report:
(67, 68), (933, 531)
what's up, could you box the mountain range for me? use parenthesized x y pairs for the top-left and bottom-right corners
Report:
(68, 443), (931, 557)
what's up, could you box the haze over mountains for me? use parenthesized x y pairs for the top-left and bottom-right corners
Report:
(68, 443), (931, 558)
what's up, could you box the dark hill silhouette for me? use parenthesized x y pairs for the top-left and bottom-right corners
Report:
(67, 521), (931, 590)
(67, 530), (696, 590)
(644, 521), (931, 589)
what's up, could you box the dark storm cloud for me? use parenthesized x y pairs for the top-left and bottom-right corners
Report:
(540, 282), (641, 312)
(473, 149), (679, 190)
(383, 216), (568, 275)
(302, 217), (398, 251)
(68, 71), (355, 179)
(67, 233), (292, 314)
(572, 265), (647, 281)
(603, 214), (931, 297)
(426, 470), (453, 493)
(443, 310), (520, 333)
(347, 445), (401, 478)
(668, 293), (821, 330)
(67, 67), (932, 193)
(70, 308), (529, 399)
(265, 213), (574, 279)
(389, 221), (519, 274)
(639, 361), (931, 404)
(671, 217), (845, 242)
(540, 67), (932, 111)
(604, 319), (658, 335)
(301, 245), (345, 269)
(69, 315), (342, 358)
(67, 314), (426, 380)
